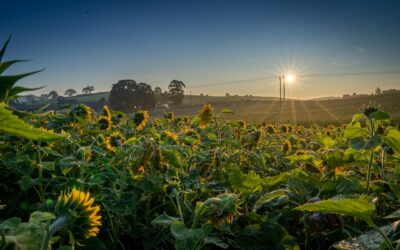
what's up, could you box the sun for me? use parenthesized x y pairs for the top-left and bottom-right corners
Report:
(286, 74), (295, 83)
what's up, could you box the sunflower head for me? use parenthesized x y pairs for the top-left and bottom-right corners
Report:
(103, 131), (125, 153)
(164, 112), (175, 121)
(283, 140), (292, 153)
(164, 130), (179, 144)
(133, 110), (149, 131)
(206, 194), (240, 227)
(198, 104), (214, 128)
(98, 116), (111, 130)
(55, 188), (101, 240)
(102, 105), (111, 118)
(266, 125), (276, 134)
(70, 104), (92, 121)
(280, 125), (288, 133)
(362, 103), (379, 118)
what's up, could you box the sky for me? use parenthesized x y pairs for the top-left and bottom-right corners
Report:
(1, 0), (400, 99)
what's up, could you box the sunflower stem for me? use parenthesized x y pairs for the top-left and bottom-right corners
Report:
(40, 216), (68, 250)
(191, 198), (220, 229)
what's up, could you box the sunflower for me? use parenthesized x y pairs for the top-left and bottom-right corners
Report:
(205, 194), (240, 227)
(164, 112), (175, 121)
(362, 102), (379, 117)
(164, 130), (179, 143)
(69, 104), (92, 122)
(133, 110), (149, 131)
(102, 105), (111, 118)
(198, 104), (213, 129)
(265, 125), (276, 134)
(282, 140), (292, 153)
(103, 131), (125, 153)
(98, 116), (111, 130)
(55, 188), (101, 240)
(280, 124), (288, 133)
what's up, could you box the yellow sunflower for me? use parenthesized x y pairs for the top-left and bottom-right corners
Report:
(55, 188), (101, 240)
(198, 104), (213, 129)
(133, 110), (149, 131)
(98, 115), (111, 130)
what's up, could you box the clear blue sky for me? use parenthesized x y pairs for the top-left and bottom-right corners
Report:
(1, 0), (400, 98)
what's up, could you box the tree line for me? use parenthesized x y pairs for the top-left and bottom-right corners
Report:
(41, 80), (186, 113)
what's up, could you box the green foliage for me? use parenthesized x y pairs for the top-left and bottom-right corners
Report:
(295, 199), (375, 224)
(0, 103), (64, 141)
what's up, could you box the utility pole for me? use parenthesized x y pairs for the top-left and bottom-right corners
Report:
(283, 75), (286, 103)
(278, 76), (282, 110)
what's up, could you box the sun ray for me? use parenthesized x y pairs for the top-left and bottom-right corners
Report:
(290, 99), (297, 123)
(312, 100), (340, 121)
(299, 100), (314, 121)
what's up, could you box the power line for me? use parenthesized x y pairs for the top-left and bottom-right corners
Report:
(189, 69), (400, 89)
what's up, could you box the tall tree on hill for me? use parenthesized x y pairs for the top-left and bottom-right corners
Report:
(48, 90), (58, 99)
(64, 89), (77, 97)
(82, 85), (95, 94)
(109, 79), (156, 113)
(168, 80), (185, 106)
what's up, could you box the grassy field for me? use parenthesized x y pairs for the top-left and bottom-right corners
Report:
(66, 91), (400, 124)
(150, 93), (400, 124)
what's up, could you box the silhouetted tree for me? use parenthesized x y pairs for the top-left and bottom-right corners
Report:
(48, 90), (58, 99)
(168, 80), (185, 106)
(154, 87), (162, 96)
(82, 85), (95, 94)
(109, 79), (156, 113)
(225, 93), (230, 97)
(40, 94), (49, 100)
(375, 87), (382, 95)
(65, 89), (77, 97)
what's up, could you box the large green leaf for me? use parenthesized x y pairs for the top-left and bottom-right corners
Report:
(0, 103), (65, 141)
(171, 221), (205, 250)
(384, 129), (400, 155)
(344, 122), (366, 139)
(295, 199), (375, 224)
(0, 60), (30, 75)
(0, 35), (11, 62)
(0, 70), (43, 101)
(370, 111), (390, 121)
(8, 86), (46, 99)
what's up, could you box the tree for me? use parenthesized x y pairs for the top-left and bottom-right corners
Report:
(154, 87), (162, 96)
(225, 93), (230, 97)
(48, 90), (58, 99)
(40, 94), (49, 100)
(65, 89), (77, 97)
(109, 79), (156, 113)
(82, 85), (95, 94)
(375, 87), (382, 95)
(168, 80), (186, 106)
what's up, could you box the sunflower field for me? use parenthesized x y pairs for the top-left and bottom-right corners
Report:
(1, 40), (400, 250)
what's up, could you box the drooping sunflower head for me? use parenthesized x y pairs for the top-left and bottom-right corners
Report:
(283, 140), (292, 153)
(55, 188), (101, 240)
(265, 125), (276, 134)
(280, 124), (289, 133)
(206, 194), (240, 227)
(237, 120), (247, 129)
(362, 102), (379, 118)
(132, 110), (149, 131)
(198, 104), (214, 128)
(164, 112), (175, 121)
(98, 116), (111, 130)
(70, 104), (92, 121)
(102, 105), (111, 118)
